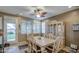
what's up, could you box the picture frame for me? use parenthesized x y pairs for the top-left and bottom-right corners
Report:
(72, 24), (79, 31)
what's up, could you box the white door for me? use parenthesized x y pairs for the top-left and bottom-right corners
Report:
(6, 23), (16, 44)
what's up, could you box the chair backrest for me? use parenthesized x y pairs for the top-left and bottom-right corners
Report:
(54, 37), (64, 51)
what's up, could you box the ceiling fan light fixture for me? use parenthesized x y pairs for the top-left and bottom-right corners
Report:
(33, 7), (47, 18)
(36, 14), (41, 18)
(19, 13), (23, 15)
(68, 6), (72, 8)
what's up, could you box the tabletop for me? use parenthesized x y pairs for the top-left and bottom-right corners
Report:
(27, 36), (55, 47)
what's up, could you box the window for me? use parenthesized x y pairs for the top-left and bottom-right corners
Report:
(33, 20), (46, 34)
(21, 23), (27, 34)
(22, 20), (46, 34)
(33, 20), (41, 33)
(26, 21), (32, 34)
(7, 23), (16, 41)
(42, 22), (45, 33)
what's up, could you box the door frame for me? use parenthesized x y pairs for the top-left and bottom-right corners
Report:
(6, 22), (17, 44)
(3, 16), (18, 45)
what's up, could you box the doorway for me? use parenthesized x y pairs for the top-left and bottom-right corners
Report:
(7, 23), (16, 43)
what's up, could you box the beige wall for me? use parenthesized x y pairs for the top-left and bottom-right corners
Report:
(18, 17), (33, 42)
(18, 18), (27, 42)
(48, 9), (79, 48)
(0, 16), (2, 44)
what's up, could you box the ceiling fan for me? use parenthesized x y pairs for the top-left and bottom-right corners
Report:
(29, 6), (47, 17)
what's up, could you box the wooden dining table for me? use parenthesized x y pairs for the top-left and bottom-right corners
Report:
(27, 36), (55, 53)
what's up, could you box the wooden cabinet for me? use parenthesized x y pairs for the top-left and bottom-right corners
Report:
(47, 20), (65, 52)
(47, 21), (64, 37)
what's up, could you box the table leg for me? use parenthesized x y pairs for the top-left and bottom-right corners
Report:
(28, 41), (32, 53)
(41, 47), (45, 53)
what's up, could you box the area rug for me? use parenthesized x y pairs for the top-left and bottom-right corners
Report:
(18, 44), (28, 50)
(58, 50), (69, 53)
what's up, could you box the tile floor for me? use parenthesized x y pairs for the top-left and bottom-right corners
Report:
(4, 42), (79, 53)
(4, 46), (25, 53)
(4, 41), (28, 53)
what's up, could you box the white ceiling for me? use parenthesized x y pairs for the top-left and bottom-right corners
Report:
(0, 6), (78, 20)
